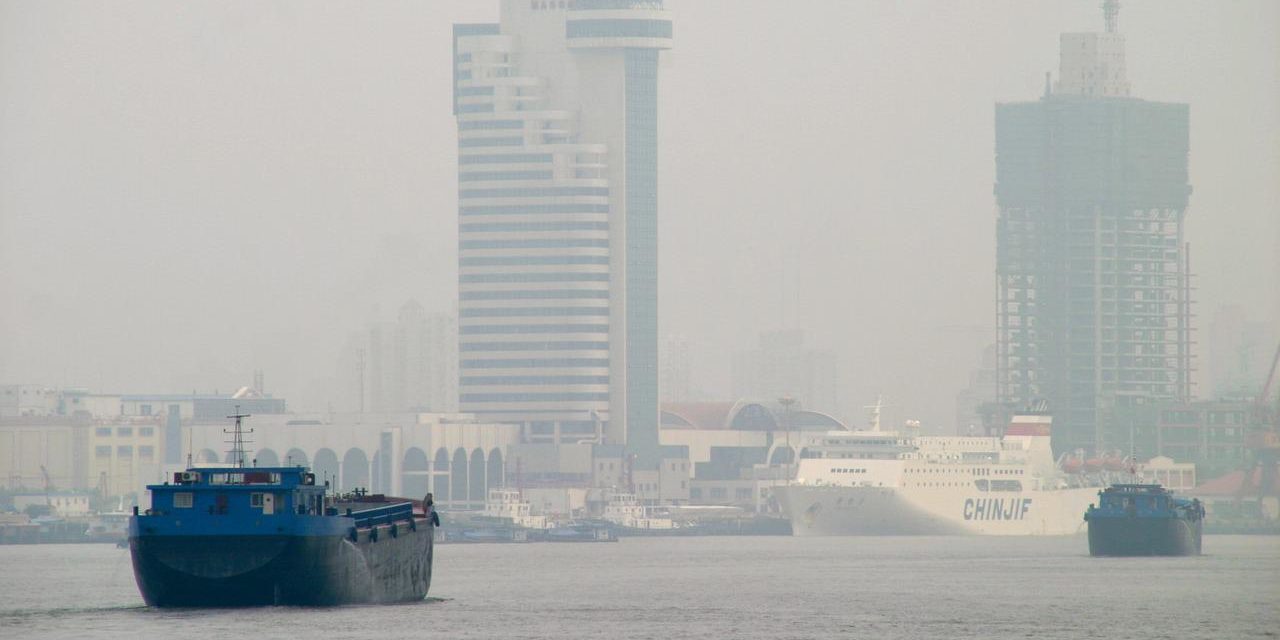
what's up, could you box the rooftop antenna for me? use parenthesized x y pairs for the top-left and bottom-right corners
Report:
(1102, 0), (1120, 33)
(223, 405), (253, 468)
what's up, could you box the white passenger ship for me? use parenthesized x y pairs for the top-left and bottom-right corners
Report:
(777, 407), (1134, 536)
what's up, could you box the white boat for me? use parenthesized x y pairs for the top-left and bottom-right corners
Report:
(480, 489), (550, 530)
(777, 406), (1135, 536)
(602, 493), (676, 530)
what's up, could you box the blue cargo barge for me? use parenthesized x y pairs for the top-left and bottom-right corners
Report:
(129, 413), (434, 608)
(1084, 484), (1203, 556)
(130, 467), (433, 606)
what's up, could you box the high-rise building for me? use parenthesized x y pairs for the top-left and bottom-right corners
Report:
(731, 330), (839, 418)
(1204, 305), (1279, 400)
(955, 344), (999, 436)
(452, 1), (671, 467)
(995, 2), (1193, 455)
(366, 302), (458, 413)
(659, 334), (693, 403)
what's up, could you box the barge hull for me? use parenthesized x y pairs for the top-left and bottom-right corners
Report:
(130, 522), (432, 607)
(1087, 517), (1201, 556)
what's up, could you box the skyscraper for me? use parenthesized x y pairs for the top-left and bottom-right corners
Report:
(731, 330), (839, 418)
(995, 1), (1193, 456)
(452, 1), (671, 467)
(366, 301), (458, 413)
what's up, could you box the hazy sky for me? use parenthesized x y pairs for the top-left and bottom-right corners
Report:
(2, 1), (1277, 429)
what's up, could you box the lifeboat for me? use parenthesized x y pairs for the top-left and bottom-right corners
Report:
(1084, 457), (1105, 473)
(1061, 457), (1083, 474)
(1102, 455), (1128, 472)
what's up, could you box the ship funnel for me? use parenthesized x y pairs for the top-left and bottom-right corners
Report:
(1004, 414), (1052, 438)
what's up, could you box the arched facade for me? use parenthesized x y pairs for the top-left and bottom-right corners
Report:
(487, 448), (504, 491)
(469, 449), (486, 502)
(313, 448), (339, 488)
(254, 448), (280, 467)
(769, 446), (795, 465)
(342, 448), (369, 492)
(402, 448), (430, 501)
(183, 417), (522, 505)
(451, 448), (468, 504)
(285, 448), (308, 468)
(434, 448), (450, 502)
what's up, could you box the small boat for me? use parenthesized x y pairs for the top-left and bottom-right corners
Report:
(544, 523), (616, 542)
(1084, 484), (1203, 556)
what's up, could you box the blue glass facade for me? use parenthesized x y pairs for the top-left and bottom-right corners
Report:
(624, 48), (661, 468)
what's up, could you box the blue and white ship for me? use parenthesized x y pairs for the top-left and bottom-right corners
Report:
(128, 413), (434, 606)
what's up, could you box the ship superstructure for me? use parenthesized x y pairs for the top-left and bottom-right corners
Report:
(778, 412), (1136, 535)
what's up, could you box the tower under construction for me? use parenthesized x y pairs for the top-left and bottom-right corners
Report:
(994, 1), (1193, 456)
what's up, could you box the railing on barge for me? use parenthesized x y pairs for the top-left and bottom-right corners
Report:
(346, 502), (415, 529)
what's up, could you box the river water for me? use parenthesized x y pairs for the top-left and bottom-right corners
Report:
(1, 535), (1276, 639)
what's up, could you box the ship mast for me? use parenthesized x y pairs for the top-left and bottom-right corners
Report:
(864, 395), (884, 432)
(223, 405), (253, 468)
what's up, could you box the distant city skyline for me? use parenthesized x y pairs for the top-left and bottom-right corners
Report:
(1, 1), (1276, 433)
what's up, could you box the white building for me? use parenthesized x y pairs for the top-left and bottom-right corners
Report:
(0, 385), (59, 417)
(184, 412), (521, 509)
(13, 493), (91, 517)
(453, 0), (672, 468)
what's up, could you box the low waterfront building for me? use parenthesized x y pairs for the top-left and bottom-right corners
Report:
(0, 415), (91, 491)
(1104, 398), (1264, 478)
(12, 492), (92, 517)
(184, 412), (521, 510)
(1138, 455), (1197, 492)
(88, 416), (166, 498)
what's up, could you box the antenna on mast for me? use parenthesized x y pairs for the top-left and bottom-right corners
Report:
(864, 395), (885, 432)
(223, 405), (253, 468)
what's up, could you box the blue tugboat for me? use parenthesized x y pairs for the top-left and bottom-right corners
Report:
(128, 412), (434, 606)
(1084, 484), (1203, 556)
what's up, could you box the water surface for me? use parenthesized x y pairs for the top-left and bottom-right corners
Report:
(1, 536), (1276, 639)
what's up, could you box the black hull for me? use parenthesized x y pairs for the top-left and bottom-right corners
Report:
(130, 523), (432, 607)
(1088, 517), (1201, 556)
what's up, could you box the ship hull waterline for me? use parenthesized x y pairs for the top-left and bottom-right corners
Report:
(1087, 517), (1202, 556)
(778, 485), (1097, 536)
(129, 522), (432, 607)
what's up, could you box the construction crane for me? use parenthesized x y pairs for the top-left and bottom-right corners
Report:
(1240, 342), (1280, 501)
